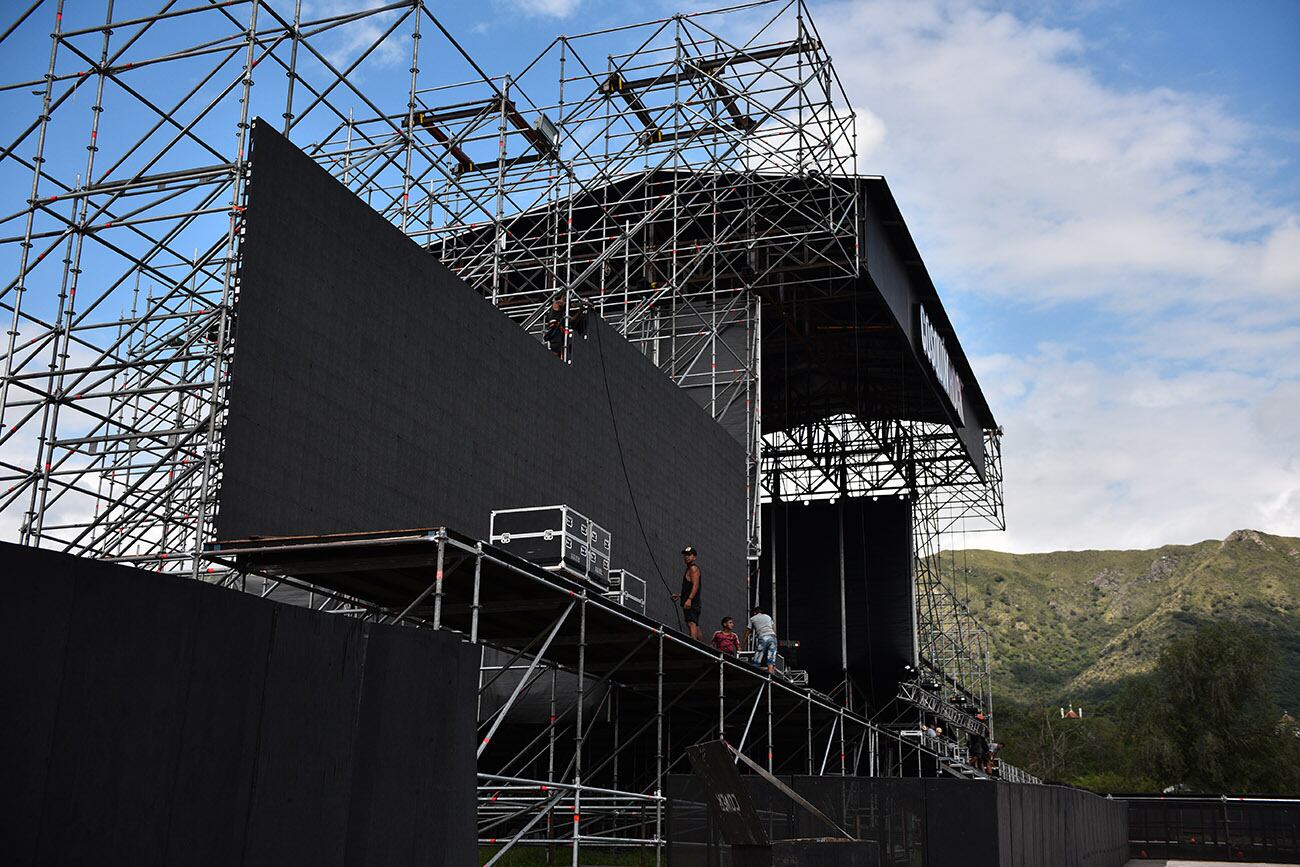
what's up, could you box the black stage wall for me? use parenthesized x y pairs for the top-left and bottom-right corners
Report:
(0, 543), (477, 867)
(762, 498), (913, 709)
(1122, 796), (1300, 862)
(218, 120), (747, 629)
(667, 775), (1129, 867)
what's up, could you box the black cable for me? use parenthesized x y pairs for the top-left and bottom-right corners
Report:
(590, 319), (682, 629)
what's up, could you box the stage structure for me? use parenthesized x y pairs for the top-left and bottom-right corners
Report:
(0, 0), (1022, 861)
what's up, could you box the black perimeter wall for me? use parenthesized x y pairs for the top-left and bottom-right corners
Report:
(218, 121), (747, 628)
(667, 774), (1129, 867)
(763, 498), (914, 709)
(0, 542), (477, 867)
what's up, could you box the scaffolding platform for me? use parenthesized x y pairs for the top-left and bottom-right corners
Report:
(204, 527), (855, 726)
(204, 526), (916, 854)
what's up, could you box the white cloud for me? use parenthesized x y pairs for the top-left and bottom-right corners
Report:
(819, 0), (1297, 308)
(809, 0), (1300, 550)
(504, 0), (583, 19)
(301, 0), (410, 69)
(976, 348), (1300, 552)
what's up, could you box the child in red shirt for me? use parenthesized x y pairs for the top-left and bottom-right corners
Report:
(712, 617), (741, 655)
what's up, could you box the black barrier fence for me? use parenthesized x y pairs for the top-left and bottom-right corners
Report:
(0, 543), (479, 867)
(1121, 796), (1300, 862)
(666, 775), (1127, 867)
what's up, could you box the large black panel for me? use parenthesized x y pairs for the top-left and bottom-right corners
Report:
(1122, 796), (1298, 863)
(165, 582), (274, 867)
(242, 604), (365, 867)
(762, 498), (913, 709)
(345, 624), (478, 866)
(0, 545), (76, 866)
(35, 556), (200, 866)
(0, 542), (478, 867)
(218, 121), (747, 628)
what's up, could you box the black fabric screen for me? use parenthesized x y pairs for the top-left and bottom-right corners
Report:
(762, 498), (914, 709)
(218, 120), (747, 628)
(1122, 796), (1300, 862)
(0, 542), (478, 867)
(666, 774), (1129, 867)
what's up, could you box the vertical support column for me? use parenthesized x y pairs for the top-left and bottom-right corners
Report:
(839, 707), (846, 777)
(765, 678), (773, 773)
(838, 503), (849, 711)
(709, 174), (717, 415)
(470, 542), (483, 643)
(398, 0), (422, 233)
(655, 630), (665, 867)
(806, 695), (813, 775)
(281, 0), (303, 133)
(717, 656), (725, 740)
(796, 6), (806, 175)
(548, 668), (558, 780)
(547, 666), (557, 857)
(1, 0), (64, 458)
(343, 108), (354, 185)
(32, 0), (116, 548)
(491, 77), (509, 304)
(571, 596), (587, 867)
(432, 532), (446, 628)
(612, 691), (620, 792)
(190, 0), (262, 574)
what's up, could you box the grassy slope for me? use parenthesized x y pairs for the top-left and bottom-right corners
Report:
(956, 530), (1300, 710)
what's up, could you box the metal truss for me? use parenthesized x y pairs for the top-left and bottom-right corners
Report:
(762, 414), (1006, 731)
(1, 0), (854, 579)
(0, 0), (516, 574)
(402, 1), (859, 571)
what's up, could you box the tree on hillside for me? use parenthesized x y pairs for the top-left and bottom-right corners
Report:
(1159, 622), (1300, 794)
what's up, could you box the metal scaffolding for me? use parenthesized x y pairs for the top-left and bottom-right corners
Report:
(764, 415), (1004, 723)
(203, 526), (1029, 862)
(1, 0), (1022, 860)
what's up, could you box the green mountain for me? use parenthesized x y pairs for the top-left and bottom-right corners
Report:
(956, 529), (1300, 711)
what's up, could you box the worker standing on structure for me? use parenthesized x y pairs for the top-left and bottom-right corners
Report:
(971, 713), (991, 773)
(744, 606), (778, 675)
(672, 545), (703, 642)
(544, 297), (566, 359)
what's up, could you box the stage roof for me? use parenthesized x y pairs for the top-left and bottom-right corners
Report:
(429, 169), (997, 467)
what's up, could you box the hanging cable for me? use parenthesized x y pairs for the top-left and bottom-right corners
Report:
(590, 318), (681, 629)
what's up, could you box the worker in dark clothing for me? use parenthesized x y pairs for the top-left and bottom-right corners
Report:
(970, 713), (991, 772)
(671, 545), (702, 642)
(544, 298), (565, 359)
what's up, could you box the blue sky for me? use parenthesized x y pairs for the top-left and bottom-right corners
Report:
(796, 0), (1300, 551)
(1, 0), (1297, 552)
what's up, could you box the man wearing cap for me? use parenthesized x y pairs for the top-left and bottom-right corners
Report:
(672, 546), (703, 641)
